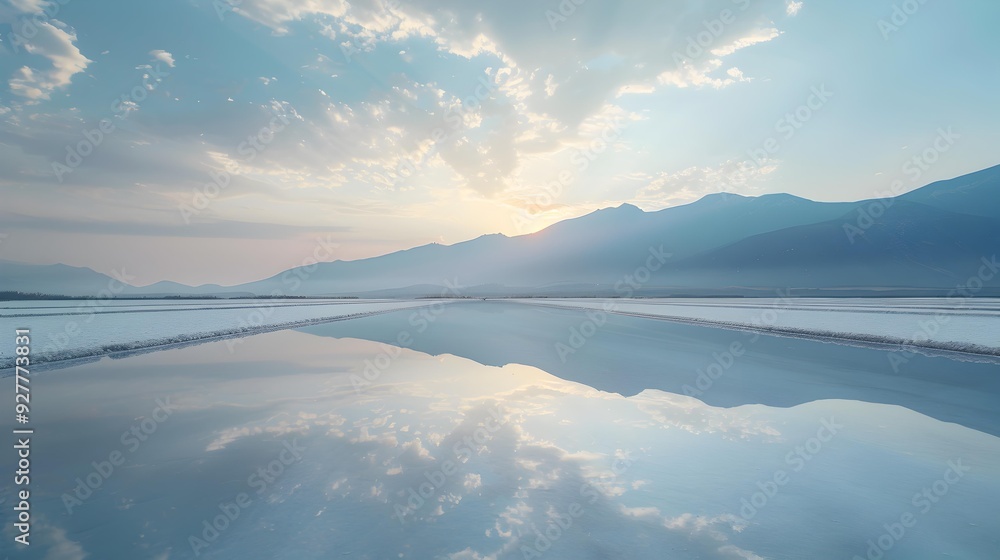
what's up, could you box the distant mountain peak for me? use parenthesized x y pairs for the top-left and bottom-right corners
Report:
(615, 202), (643, 212)
(589, 202), (643, 214)
(697, 192), (749, 203)
(758, 192), (804, 200)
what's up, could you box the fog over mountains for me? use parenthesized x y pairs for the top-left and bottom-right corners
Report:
(5, 164), (999, 298)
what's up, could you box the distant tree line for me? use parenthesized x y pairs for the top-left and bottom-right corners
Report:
(0, 291), (360, 301)
(0, 291), (77, 301)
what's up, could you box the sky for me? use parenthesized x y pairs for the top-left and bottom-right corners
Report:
(0, 0), (998, 286)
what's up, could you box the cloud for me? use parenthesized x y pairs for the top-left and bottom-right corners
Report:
(8, 20), (91, 100)
(8, 518), (88, 560)
(0, 211), (352, 239)
(658, 61), (755, 89)
(5, 1), (791, 203)
(5, 0), (47, 13)
(228, 0), (357, 36)
(786, 1), (803, 16)
(218, 0), (790, 195)
(149, 49), (176, 67)
(711, 28), (782, 57)
(0, 0), (801, 276)
(635, 159), (779, 209)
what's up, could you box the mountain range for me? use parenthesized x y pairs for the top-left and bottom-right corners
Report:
(4, 164), (999, 298)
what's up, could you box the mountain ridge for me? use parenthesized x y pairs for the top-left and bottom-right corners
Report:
(3, 163), (999, 297)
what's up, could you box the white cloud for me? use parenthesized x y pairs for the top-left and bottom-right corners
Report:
(209, 0), (792, 201)
(726, 67), (752, 83)
(636, 159), (779, 209)
(229, 0), (788, 108)
(6, 0), (47, 13)
(544, 74), (558, 97)
(0, 0), (799, 250)
(149, 49), (176, 67)
(8, 21), (90, 100)
(787, 1), (803, 16)
(28, 520), (87, 560)
(228, 0), (351, 35)
(658, 59), (751, 90)
(711, 28), (782, 57)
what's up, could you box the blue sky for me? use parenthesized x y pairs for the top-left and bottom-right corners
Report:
(1, 0), (998, 285)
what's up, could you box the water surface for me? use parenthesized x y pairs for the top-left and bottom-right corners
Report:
(4, 303), (999, 559)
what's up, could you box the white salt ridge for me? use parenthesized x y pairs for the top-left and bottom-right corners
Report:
(0, 298), (400, 317)
(0, 300), (439, 371)
(521, 298), (1000, 357)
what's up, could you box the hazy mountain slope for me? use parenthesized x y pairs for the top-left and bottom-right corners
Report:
(240, 193), (859, 294)
(667, 200), (1000, 289)
(131, 280), (230, 296)
(898, 163), (1000, 219)
(0, 262), (127, 297)
(0, 262), (227, 298)
(3, 164), (998, 297)
(493, 195), (857, 282)
(175, 164), (1000, 295)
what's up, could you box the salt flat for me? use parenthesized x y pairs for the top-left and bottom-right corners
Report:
(5, 330), (997, 560)
(5, 297), (998, 373)
(0, 299), (438, 370)
(519, 297), (1000, 357)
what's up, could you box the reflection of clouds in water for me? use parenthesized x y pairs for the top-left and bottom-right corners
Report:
(4, 517), (87, 560)
(205, 411), (347, 451)
(17, 329), (1000, 559)
(190, 346), (777, 559)
(632, 390), (784, 441)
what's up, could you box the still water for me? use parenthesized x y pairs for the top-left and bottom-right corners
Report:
(3, 302), (999, 559)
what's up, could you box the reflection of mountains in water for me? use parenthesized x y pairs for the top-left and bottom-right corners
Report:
(297, 301), (1000, 438)
(34, 327), (1000, 560)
